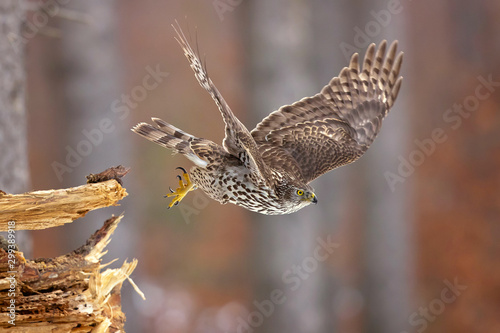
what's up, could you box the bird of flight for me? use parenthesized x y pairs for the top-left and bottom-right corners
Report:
(132, 24), (403, 215)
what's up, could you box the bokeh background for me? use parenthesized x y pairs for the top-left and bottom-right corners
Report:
(1, 0), (499, 332)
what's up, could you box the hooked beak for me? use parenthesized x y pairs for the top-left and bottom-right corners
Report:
(310, 193), (318, 205)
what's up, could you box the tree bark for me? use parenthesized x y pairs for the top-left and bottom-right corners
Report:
(0, 215), (141, 332)
(0, 167), (141, 332)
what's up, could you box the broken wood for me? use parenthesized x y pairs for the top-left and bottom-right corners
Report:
(0, 179), (127, 231)
(0, 215), (143, 331)
(0, 166), (142, 332)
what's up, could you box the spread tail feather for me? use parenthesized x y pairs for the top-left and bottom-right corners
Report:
(132, 118), (208, 167)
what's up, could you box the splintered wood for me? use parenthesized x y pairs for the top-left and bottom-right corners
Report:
(0, 179), (128, 230)
(0, 166), (142, 332)
(0, 215), (143, 332)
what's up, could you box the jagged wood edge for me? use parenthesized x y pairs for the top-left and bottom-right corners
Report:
(0, 179), (128, 231)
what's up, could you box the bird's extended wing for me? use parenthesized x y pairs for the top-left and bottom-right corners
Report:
(173, 23), (273, 186)
(251, 41), (403, 184)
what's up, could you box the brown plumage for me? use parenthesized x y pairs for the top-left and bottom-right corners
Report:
(132, 24), (403, 215)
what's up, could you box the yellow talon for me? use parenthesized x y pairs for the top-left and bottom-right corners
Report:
(165, 167), (196, 208)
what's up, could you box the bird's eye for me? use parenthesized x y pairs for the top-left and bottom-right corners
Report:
(297, 190), (304, 196)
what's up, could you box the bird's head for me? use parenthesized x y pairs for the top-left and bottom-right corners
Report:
(276, 182), (318, 210)
(293, 187), (318, 205)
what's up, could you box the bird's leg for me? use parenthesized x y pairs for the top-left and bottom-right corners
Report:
(164, 167), (196, 209)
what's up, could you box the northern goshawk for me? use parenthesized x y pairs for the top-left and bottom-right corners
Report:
(132, 25), (403, 215)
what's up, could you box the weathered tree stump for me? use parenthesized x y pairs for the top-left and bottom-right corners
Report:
(0, 166), (142, 332)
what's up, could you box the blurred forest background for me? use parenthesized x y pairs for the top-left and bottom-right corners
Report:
(0, 0), (499, 332)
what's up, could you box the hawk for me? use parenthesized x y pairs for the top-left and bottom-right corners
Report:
(132, 25), (403, 215)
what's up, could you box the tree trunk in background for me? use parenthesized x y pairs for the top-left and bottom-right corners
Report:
(0, 0), (32, 256)
(0, 1), (30, 195)
(245, 1), (329, 332)
(59, 1), (139, 332)
(409, 1), (500, 333)
(246, 1), (412, 332)
(360, 1), (413, 332)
